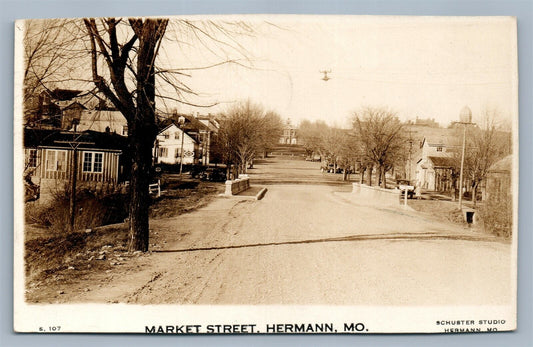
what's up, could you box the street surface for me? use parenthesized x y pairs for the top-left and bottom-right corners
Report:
(69, 157), (512, 305)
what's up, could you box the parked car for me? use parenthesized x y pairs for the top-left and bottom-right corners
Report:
(190, 165), (207, 179)
(396, 179), (415, 199)
(200, 167), (227, 182)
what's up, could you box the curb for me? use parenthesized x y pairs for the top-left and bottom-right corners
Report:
(219, 187), (268, 200)
(256, 187), (268, 200)
(333, 192), (414, 212)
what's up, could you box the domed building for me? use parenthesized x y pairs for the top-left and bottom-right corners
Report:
(279, 119), (298, 145)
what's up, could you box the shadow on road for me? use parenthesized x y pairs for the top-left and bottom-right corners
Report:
(153, 230), (505, 254)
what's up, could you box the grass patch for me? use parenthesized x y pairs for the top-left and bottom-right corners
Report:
(25, 225), (129, 292)
(408, 199), (466, 226)
(150, 180), (224, 219)
(25, 189), (129, 233)
(408, 199), (511, 239)
(24, 179), (225, 301)
(479, 199), (512, 238)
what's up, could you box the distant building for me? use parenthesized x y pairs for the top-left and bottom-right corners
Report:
(31, 88), (114, 130)
(403, 123), (453, 183)
(485, 155), (512, 202)
(60, 102), (87, 130)
(415, 134), (458, 191)
(279, 120), (297, 145)
(483, 155), (513, 237)
(156, 113), (219, 166)
(414, 117), (440, 128)
(75, 110), (128, 135)
(154, 123), (199, 165)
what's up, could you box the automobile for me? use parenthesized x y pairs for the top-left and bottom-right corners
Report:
(200, 167), (227, 182)
(396, 179), (416, 199)
(190, 165), (207, 178)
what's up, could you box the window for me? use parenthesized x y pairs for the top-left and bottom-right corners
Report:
(436, 147), (443, 152)
(158, 147), (168, 158)
(175, 132), (180, 140)
(82, 152), (103, 173)
(46, 150), (66, 171)
(163, 133), (170, 139)
(122, 125), (128, 136)
(27, 149), (38, 168)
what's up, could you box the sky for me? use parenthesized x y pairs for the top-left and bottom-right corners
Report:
(158, 15), (517, 129)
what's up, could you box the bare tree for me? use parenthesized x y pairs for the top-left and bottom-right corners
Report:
(82, 18), (169, 251)
(335, 131), (360, 181)
(216, 100), (282, 177)
(353, 107), (405, 188)
(465, 108), (512, 206)
(257, 111), (283, 159)
(297, 119), (329, 160)
(22, 17), (260, 251)
(22, 19), (86, 125)
(320, 127), (345, 172)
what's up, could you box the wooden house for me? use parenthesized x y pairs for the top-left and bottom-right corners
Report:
(154, 123), (199, 165)
(24, 128), (129, 201)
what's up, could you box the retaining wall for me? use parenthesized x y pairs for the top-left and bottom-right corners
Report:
(352, 183), (401, 207)
(225, 177), (251, 196)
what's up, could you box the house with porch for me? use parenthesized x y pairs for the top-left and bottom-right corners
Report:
(24, 127), (129, 202)
(153, 123), (199, 165)
(156, 113), (220, 166)
(415, 134), (458, 191)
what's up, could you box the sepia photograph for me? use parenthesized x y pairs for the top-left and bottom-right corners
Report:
(13, 14), (518, 333)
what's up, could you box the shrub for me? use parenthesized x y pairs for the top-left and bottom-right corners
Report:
(480, 199), (512, 238)
(27, 186), (129, 233)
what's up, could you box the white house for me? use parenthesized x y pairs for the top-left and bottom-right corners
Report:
(154, 123), (198, 165)
(415, 135), (457, 191)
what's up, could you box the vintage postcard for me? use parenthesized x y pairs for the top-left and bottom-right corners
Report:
(14, 15), (518, 333)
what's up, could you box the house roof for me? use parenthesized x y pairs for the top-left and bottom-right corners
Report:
(63, 101), (87, 111)
(422, 134), (459, 147)
(488, 155), (512, 173)
(428, 156), (455, 168)
(24, 127), (128, 151)
(158, 114), (214, 133)
(407, 125), (460, 149)
(79, 110), (127, 123)
(157, 123), (197, 143)
(46, 89), (83, 101)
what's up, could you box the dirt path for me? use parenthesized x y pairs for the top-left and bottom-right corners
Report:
(56, 184), (511, 306)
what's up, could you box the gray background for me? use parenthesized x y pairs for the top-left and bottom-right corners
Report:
(1, 0), (531, 346)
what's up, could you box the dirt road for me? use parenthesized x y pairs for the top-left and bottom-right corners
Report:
(66, 181), (511, 305)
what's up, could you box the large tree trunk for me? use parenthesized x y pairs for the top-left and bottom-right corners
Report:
(451, 178), (457, 202)
(380, 166), (386, 189)
(84, 18), (168, 252)
(128, 124), (156, 251)
(367, 166), (373, 186)
(127, 24), (159, 252)
(226, 163), (232, 180)
(472, 181), (478, 206)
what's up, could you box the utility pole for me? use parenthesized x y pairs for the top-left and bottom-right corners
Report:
(55, 126), (94, 232)
(179, 118), (185, 176)
(455, 107), (475, 211)
(458, 123), (467, 210)
(405, 130), (415, 182)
